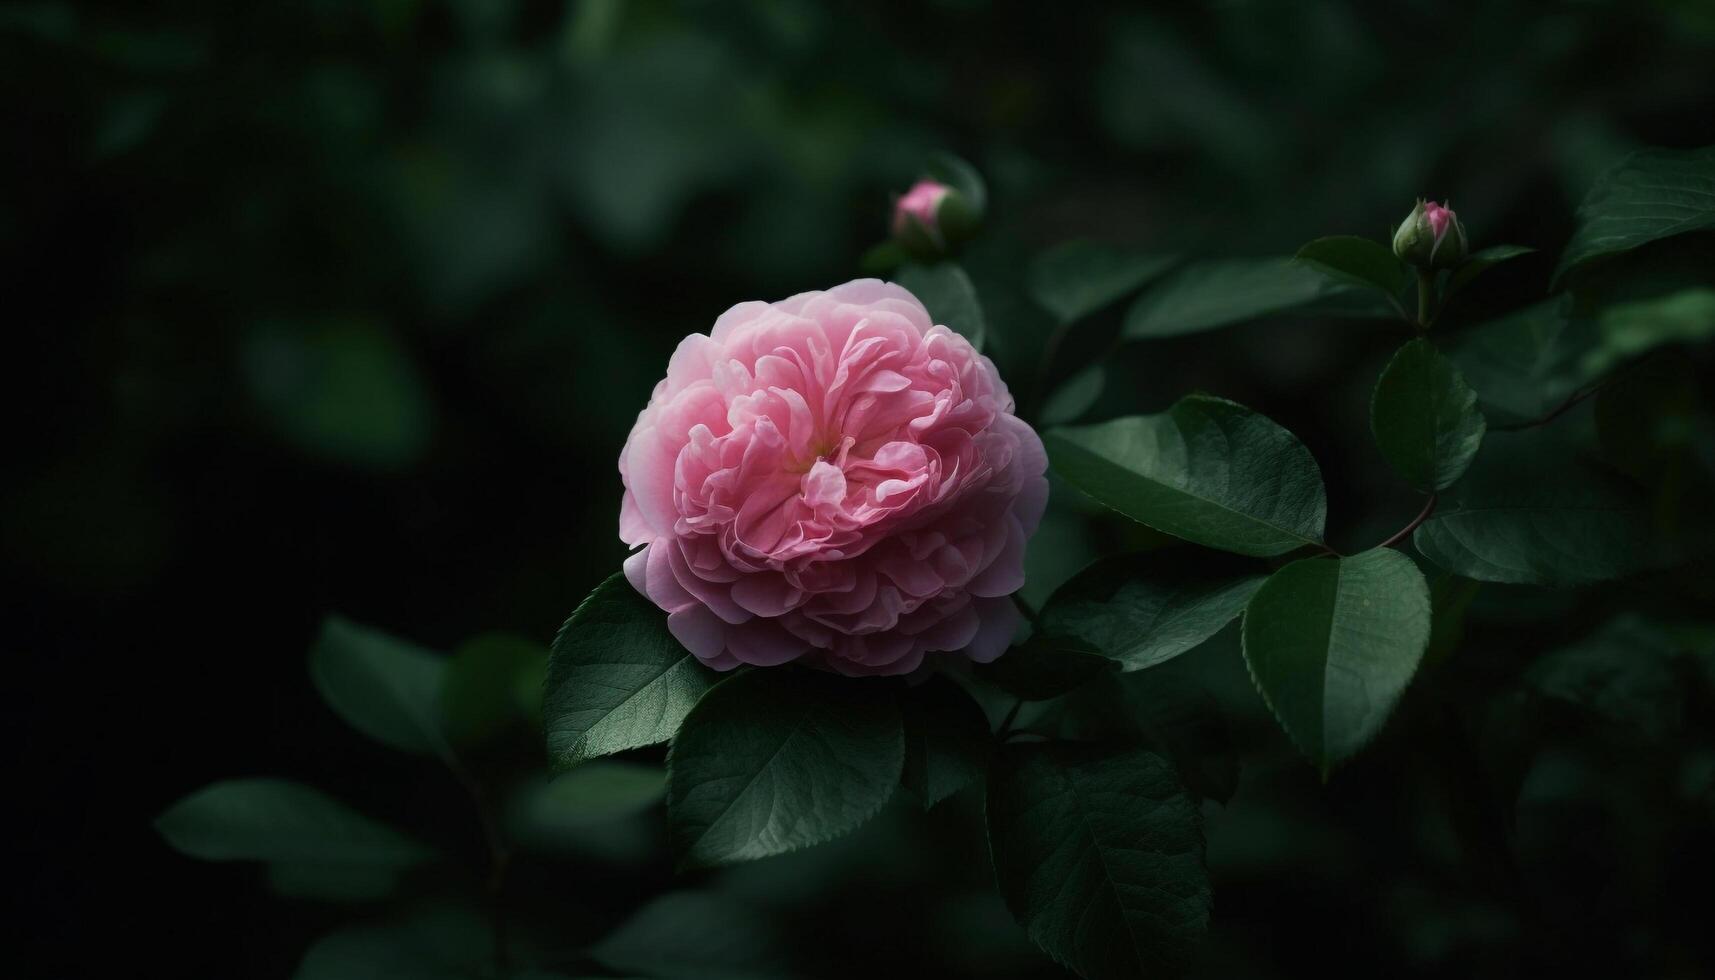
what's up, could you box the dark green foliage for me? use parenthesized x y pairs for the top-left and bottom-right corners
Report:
(38, 3), (1713, 977)
(987, 743), (1211, 980)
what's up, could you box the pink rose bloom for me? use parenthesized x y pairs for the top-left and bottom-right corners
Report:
(619, 279), (1047, 676)
(892, 179), (952, 238)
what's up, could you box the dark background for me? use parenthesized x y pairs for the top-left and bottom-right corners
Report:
(6, 0), (1715, 977)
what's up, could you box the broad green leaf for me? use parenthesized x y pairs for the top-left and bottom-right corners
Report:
(545, 573), (718, 769)
(1369, 338), (1487, 491)
(1123, 257), (1392, 339)
(592, 891), (791, 980)
(667, 669), (903, 868)
(1412, 435), (1657, 586)
(977, 632), (1116, 702)
(897, 261), (986, 352)
(156, 778), (434, 866)
(1028, 241), (1176, 324)
(898, 675), (991, 808)
(310, 617), (449, 756)
(1241, 548), (1431, 772)
(1554, 144), (1715, 286)
(1449, 296), (1597, 426)
(440, 632), (547, 747)
(1294, 235), (1407, 298)
(987, 743), (1210, 980)
(1046, 395), (1328, 556)
(508, 761), (665, 848)
(1445, 244), (1536, 298)
(1581, 286), (1715, 378)
(266, 862), (400, 904)
(294, 908), (491, 980)
(1040, 363), (1106, 427)
(1037, 550), (1266, 671)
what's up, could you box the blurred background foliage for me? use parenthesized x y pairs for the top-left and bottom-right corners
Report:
(5, 0), (1715, 976)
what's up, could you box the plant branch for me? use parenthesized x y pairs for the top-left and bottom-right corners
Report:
(1491, 352), (1663, 433)
(1375, 492), (1437, 551)
(1415, 268), (1435, 330)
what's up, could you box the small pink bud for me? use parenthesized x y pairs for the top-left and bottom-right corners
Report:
(892, 179), (952, 238)
(1392, 198), (1469, 269)
(1422, 201), (1453, 243)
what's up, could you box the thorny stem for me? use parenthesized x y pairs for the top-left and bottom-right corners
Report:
(1375, 492), (1438, 551)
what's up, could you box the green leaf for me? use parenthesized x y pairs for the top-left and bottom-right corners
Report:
(310, 617), (449, 756)
(1445, 244), (1536, 298)
(1554, 144), (1715, 286)
(987, 743), (1210, 980)
(667, 669), (903, 868)
(1450, 296), (1597, 426)
(294, 908), (491, 980)
(1123, 257), (1392, 339)
(1412, 435), (1658, 586)
(440, 632), (547, 747)
(897, 261), (987, 352)
(1037, 550), (1266, 671)
(1045, 394), (1328, 556)
(1294, 235), (1407, 298)
(898, 676), (991, 808)
(1028, 241), (1176, 324)
(545, 573), (718, 769)
(1369, 338), (1487, 492)
(156, 778), (434, 866)
(1241, 549), (1431, 772)
(592, 891), (790, 980)
(976, 632), (1116, 702)
(1040, 363), (1106, 427)
(1581, 286), (1715, 378)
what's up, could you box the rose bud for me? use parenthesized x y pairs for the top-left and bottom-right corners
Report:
(891, 178), (978, 259)
(619, 279), (1047, 676)
(1392, 199), (1469, 269)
